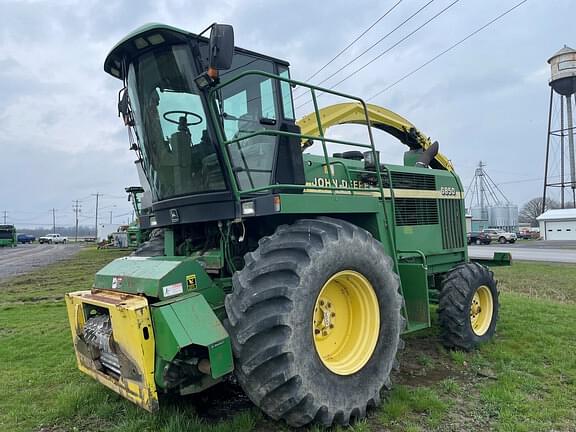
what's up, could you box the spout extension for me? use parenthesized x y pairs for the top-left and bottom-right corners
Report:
(416, 141), (439, 168)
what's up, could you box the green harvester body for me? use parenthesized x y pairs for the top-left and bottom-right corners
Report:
(65, 23), (510, 411)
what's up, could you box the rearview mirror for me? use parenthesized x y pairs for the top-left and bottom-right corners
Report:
(209, 24), (234, 70)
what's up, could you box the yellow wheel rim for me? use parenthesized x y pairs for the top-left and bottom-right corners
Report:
(312, 270), (380, 375)
(470, 285), (494, 336)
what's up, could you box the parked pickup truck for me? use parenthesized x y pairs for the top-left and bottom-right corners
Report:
(482, 229), (517, 244)
(39, 233), (68, 244)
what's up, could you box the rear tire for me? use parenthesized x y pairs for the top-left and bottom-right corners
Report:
(475, 239), (481, 245)
(498, 236), (506, 244)
(438, 262), (499, 351)
(225, 217), (403, 427)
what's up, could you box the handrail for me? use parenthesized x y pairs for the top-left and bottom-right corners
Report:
(207, 70), (386, 200)
(206, 69), (397, 256)
(223, 129), (374, 149)
(397, 249), (428, 271)
(327, 161), (355, 195)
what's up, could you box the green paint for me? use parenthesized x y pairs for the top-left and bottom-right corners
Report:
(472, 251), (512, 267)
(152, 293), (233, 382)
(205, 67), (469, 338)
(76, 23), (507, 406)
(126, 224), (141, 249)
(164, 229), (175, 257)
(398, 263), (430, 332)
(94, 256), (224, 304)
(0, 225), (17, 247)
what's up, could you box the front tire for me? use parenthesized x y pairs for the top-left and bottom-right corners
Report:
(438, 262), (499, 351)
(225, 217), (403, 427)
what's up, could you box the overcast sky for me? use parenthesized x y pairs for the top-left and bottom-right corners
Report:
(0, 0), (574, 229)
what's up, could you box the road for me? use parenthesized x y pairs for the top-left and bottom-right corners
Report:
(0, 243), (83, 280)
(469, 244), (576, 264)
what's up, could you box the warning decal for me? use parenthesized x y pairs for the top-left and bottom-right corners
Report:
(186, 274), (197, 290)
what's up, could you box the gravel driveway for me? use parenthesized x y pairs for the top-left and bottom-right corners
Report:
(0, 243), (83, 280)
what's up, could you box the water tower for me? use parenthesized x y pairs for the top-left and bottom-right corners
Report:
(542, 45), (576, 210)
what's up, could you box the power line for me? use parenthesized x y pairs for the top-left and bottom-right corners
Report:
(330, 0), (461, 87)
(296, 0), (461, 109)
(497, 176), (560, 186)
(368, 0), (529, 100)
(295, 0), (436, 102)
(302, 0), (403, 84)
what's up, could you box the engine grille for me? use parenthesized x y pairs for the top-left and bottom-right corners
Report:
(394, 198), (439, 226)
(439, 199), (465, 249)
(390, 172), (436, 190)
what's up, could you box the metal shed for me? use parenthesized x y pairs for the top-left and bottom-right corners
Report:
(537, 209), (576, 240)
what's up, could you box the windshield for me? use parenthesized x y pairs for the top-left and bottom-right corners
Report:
(212, 58), (281, 191)
(0, 225), (14, 239)
(127, 45), (226, 200)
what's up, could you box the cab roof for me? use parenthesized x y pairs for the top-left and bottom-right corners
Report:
(104, 23), (289, 80)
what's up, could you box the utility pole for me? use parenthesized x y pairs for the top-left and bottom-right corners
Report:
(72, 200), (82, 242)
(2, 210), (7, 225)
(51, 208), (57, 234)
(92, 193), (101, 240)
(109, 210), (113, 224)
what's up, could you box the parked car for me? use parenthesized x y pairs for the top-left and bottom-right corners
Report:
(518, 230), (539, 240)
(482, 229), (517, 244)
(467, 231), (492, 245)
(17, 234), (36, 244)
(39, 233), (68, 244)
(517, 231), (531, 240)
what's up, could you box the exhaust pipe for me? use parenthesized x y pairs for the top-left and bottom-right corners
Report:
(416, 141), (439, 168)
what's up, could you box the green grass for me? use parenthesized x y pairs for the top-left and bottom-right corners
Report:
(1, 254), (575, 431)
(493, 262), (576, 303)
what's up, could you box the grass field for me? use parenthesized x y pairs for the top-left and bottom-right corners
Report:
(1, 249), (575, 431)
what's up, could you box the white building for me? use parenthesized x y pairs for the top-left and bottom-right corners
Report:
(537, 209), (576, 240)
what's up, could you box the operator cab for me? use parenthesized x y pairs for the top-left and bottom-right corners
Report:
(105, 23), (302, 227)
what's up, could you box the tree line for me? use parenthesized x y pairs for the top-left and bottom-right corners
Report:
(519, 197), (574, 227)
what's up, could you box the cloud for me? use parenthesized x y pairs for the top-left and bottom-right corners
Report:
(1, 0), (575, 227)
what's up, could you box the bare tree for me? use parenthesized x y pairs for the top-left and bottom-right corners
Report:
(519, 197), (558, 227)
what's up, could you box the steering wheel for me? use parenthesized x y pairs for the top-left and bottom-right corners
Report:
(163, 110), (203, 126)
